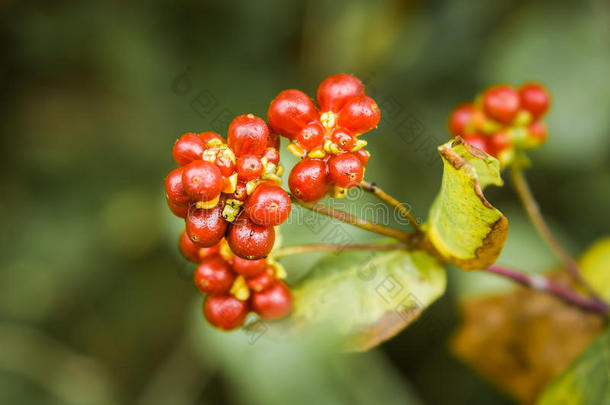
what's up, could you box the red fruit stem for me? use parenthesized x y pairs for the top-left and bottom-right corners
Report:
(271, 242), (407, 259)
(485, 265), (609, 316)
(510, 164), (605, 303)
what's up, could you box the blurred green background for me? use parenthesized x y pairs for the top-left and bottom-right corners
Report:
(1, 0), (609, 404)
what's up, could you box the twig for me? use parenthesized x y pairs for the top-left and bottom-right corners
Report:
(485, 265), (609, 315)
(359, 180), (422, 234)
(272, 242), (407, 259)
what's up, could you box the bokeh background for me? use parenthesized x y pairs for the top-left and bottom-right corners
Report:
(1, 0), (609, 404)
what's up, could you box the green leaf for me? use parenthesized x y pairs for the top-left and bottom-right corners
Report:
(425, 138), (509, 270)
(537, 328), (610, 405)
(580, 237), (610, 301)
(275, 248), (446, 352)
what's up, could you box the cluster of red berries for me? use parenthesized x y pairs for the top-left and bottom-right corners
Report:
(179, 232), (292, 330)
(268, 74), (380, 202)
(448, 82), (551, 165)
(164, 114), (291, 260)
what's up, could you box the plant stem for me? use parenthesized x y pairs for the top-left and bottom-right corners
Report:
(272, 242), (407, 259)
(359, 180), (422, 234)
(510, 165), (602, 301)
(485, 265), (609, 315)
(292, 197), (414, 244)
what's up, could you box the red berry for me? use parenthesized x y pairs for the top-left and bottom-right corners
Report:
(353, 149), (370, 166)
(337, 96), (380, 135)
(215, 155), (236, 178)
(296, 121), (325, 150)
(167, 199), (188, 218)
(236, 155), (263, 181)
(245, 267), (275, 293)
(316, 73), (365, 112)
(267, 89), (318, 138)
(182, 160), (223, 201)
(288, 158), (330, 202)
(231, 256), (267, 277)
(250, 281), (292, 320)
(234, 182), (248, 201)
(185, 205), (228, 247)
(448, 103), (474, 136)
(227, 215), (275, 260)
(172, 133), (205, 166)
(519, 83), (550, 119)
(199, 243), (221, 260)
(328, 153), (364, 188)
(193, 256), (235, 295)
(331, 128), (355, 151)
(267, 131), (281, 150)
(462, 134), (489, 154)
(179, 229), (201, 262)
(203, 295), (249, 331)
(487, 131), (511, 158)
(198, 131), (223, 144)
(227, 114), (269, 157)
(528, 121), (548, 143)
(483, 85), (520, 124)
(165, 167), (190, 205)
(261, 147), (280, 165)
(244, 183), (291, 226)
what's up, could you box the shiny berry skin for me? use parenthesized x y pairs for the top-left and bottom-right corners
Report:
(231, 256), (267, 277)
(227, 114), (269, 157)
(328, 153), (364, 188)
(179, 229), (201, 262)
(182, 160), (223, 201)
(267, 89), (318, 138)
(214, 155), (236, 178)
(288, 158), (330, 202)
(316, 73), (365, 112)
(236, 155), (263, 181)
(167, 199), (189, 218)
(353, 149), (370, 166)
(164, 167), (190, 205)
(199, 243), (221, 260)
(172, 133), (205, 166)
(448, 103), (474, 136)
(193, 256), (235, 295)
(462, 134), (489, 154)
(185, 206), (228, 247)
(528, 121), (548, 143)
(261, 147), (280, 165)
(198, 131), (223, 144)
(250, 281), (292, 320)
(296, 121), (325, 150)
(234, 182), (248, 201)
(227, 215), (275, 260)
(245, 267), (275, 293)
(519, 83), (550, 119)
(244, 183), (291, 226)
(331, 128), (355, 151)
(337, 95), (380, 135)
(487, 131), (511, 158)
(203, 295), (249, 331)
(482, 85), (520, 124)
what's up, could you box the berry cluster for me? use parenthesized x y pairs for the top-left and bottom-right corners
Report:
(164, 114), (290, 260)
(448, 82), (551, 165)
(268, 74), (380, 202)
(179, 232), (292, 330)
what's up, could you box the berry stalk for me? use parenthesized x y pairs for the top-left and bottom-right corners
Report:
(292, 197), (414, 244)
(485, 265), (609, 316)
(358, 180), (422, 234)
(272, 242), (407, 259)
(510, 164), (604, 302)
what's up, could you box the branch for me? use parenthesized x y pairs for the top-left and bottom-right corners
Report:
(272, 242), (407, 259)
(510, 165), (603, 301)
(485, 265), (609, 316)
(359, 180), (422, 234)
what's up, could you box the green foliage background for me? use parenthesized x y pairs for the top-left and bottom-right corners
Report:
(0, 1), (609, 404)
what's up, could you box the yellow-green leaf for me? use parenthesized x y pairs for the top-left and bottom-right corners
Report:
(580, 237), (610, 301)
(537, 327), (610, 405)
(425, 137), (508, 270)
(275, 248), (446, 352)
